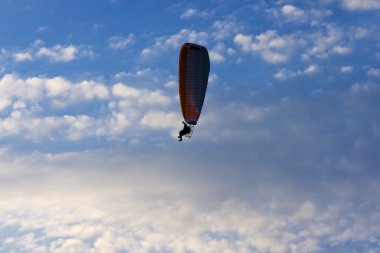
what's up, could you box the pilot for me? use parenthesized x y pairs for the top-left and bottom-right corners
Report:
(178, 121), (191, 141)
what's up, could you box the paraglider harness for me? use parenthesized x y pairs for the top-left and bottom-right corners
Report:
(178, 121), (194, 141)
(185, 124), (194, 138)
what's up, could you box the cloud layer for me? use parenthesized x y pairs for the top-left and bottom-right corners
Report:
(0, 73), (178, 144)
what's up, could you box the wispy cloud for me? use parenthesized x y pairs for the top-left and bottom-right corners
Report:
(341, 0), (380, 11)
(273, 64), (319, 81)
(340, 65), (354, 73)
(140, 29), (208, 59)
(107, 34), (135, 50)
(180, 7), (209, 19)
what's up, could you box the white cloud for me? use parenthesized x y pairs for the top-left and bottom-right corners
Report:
(36, 26), (48, 33)
(209, 51), (225, 63)
(332, 45), (352, 55)
(108, 34), (135, 50)
(0, 74), (44, 101)
(341, 0), (380, 11)
(211, 20), (241, 40)
(304, 64), (319, 74)
(274, 69), (299, 81)
(13, 52), (33, 62)
(207, 73), (219, 86)
(234, 31), (296, 64)
(161, 29), (208, 48)
(351, 26), (370, 39)
(112, 83), (141, 98)
(209, 43), (227, 63)
(37, 45), (78, 62)
(101, 112), (132, 136)
(112, 83), (171, 106)
(6, 41), (94, 64)
(70, 80), (110, 101)
(180, 7), (209, 19)
(303, 25), (353, 60)
(140, 29), (208, 59)
(140, 48), (155, 58)
(45, 76), (71, 97)
(234, 33), (253, 52)
(0, 112), (65, 141)
(267, 4), (332, 25)
(274, 64), (319, 80)
(137, 89), (172, 106)
(340, 65), (353, 73)
(281, 4), (306, 22)
(367, 68), (380, 78)
(0, 74), (110, 106)
(181, 8), (196, 19)
(0, 98), (11, 112)
(64, 115), (96, 140)
(140, 110), (180, 130)
(163, 76), (177, 88)
(0, 74), (177, 141)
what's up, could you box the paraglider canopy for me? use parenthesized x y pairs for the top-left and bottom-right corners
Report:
(178, 43), (210, 126)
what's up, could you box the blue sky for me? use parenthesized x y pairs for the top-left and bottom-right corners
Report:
(0, 0), (379, 252)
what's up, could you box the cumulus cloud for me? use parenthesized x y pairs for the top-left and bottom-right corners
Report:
(209, 43), (227, 63)
(140, 110), (180, 129)
(13, 52), (33, 62)
(302, 25), (353, 60)
(211, 20), (241, 40)
(234, 31), (296, 64)
(209, 51), (224, 63)
(234, 22), (370, 65)
(112, 83), (171, 106)
(267, 4), (332, 25)
(281, 4), (306, 22)
(36, 45), (78, 62)
(0, 74), (109, 105)
(367, 68), (380, 78)
(0, 74), (177, 142)
(7, 41), (94, 64)
(70, 80), (110, 101)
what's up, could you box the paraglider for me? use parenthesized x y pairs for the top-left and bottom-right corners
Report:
(178, 121), (191, 141)
(178, 43), (210, 141)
